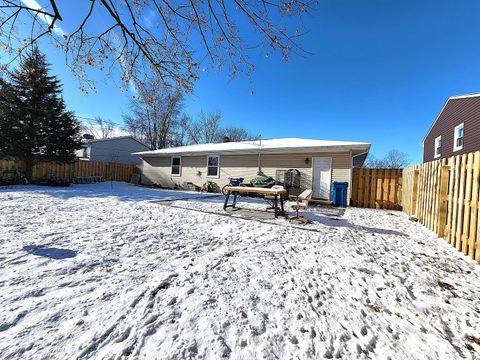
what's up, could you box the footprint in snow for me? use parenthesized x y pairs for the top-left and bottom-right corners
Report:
(167, 297), (177, 306)
(289, 336), (299, 345)
(360, 326), (368, 336)
(323, 350), (334, 359)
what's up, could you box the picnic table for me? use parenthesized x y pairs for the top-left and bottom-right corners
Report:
(223, 186), (287, 218)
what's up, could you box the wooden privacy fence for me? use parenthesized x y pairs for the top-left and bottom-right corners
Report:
(0, 159), (139, 182)
(351, 168), (402, 209)
(402, 151), (480, 262)
(401, 166), (419, 215)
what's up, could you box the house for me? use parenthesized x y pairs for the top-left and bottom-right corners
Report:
(423, 93), (480, 162)
(76, 136), (150, 165)
(134, 138), (371, 204)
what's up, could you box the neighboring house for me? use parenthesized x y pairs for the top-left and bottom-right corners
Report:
(423, 93), (480, 162)
(134, 138), (370, 203)
(76, 136), (150, 165)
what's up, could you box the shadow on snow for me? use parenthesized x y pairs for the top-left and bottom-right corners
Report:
(23, 245), (77, 260)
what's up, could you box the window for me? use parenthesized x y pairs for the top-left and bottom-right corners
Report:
(171, 156), (181, 176)
(434, 136), (442, 158)
(206, 155), (220, 177)
(453, 123), (464, 152)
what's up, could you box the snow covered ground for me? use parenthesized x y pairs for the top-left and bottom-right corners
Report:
(0, 182), (479, 360)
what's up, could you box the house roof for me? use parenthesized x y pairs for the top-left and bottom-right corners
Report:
(133, 138), (371, 158)
(85, 136), (150, 149)
(423, 93), (480, 143)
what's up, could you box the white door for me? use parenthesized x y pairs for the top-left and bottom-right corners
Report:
(312, 157), (332, 199)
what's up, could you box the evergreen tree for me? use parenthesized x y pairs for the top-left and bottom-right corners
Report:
(4, 47), (82, 179)
(0, 78), (20, 157)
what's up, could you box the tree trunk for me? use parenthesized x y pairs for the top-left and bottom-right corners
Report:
(24, 156), (34, 181)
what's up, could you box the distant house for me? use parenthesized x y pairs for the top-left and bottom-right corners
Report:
(133, 138), (370, 203)
(76, 136), (150, 165)
(423, 93), (480, 162)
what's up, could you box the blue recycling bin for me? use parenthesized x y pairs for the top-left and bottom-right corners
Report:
(332, 182), (348, 207)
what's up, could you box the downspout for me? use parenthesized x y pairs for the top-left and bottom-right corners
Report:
(348, 149), (353, 206)
(257, 135), (262, 174)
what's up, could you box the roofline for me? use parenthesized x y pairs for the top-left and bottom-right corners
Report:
(423, 92), (480, 143)
(87, 135), (131, 142)
(448, 92), (480, 100)
(135, 143), (371, 157)
(87, 136), (150, 149)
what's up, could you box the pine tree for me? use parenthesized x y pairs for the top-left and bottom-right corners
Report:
(5, 47), (82, 179)
(0, 78), (20, 157)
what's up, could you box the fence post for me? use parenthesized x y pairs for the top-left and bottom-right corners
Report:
(462, 153), (474, 255)
(455, 154), (467, 250)
(364, 169), (371, 208)
(411, 169), (419, 216)
(469, 151), (480, 259)
(437, 165), (450, 237)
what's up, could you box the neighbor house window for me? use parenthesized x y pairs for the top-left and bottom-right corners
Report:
(453, 123), (464, 152)
(207, 155), (220, 177)
(171, 156), (181, 176)
(434, 136), (442, 158)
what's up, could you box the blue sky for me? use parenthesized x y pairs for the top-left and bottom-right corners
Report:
(5, 0), (480, 164)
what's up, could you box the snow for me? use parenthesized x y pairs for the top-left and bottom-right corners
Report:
(134, 137), (371, 156)
(1, 182), (479, 359)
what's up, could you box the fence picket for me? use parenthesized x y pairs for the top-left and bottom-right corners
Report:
(470, 152), (480, 259)
(455, 155), (467, 250)
(462, 153), (474, 254)
(364, 169), (371, 208)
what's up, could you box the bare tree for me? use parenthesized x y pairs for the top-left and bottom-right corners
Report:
(364, 150), (410, 169)
(170, 114), (192, 147)
(0, 1), (314, 92)
(81, 116), (116, 139)
(363, 154), (385, 168)
(189, 110), (223, 144)
(384, 149), (410, 168)
(187, 111), (252, 144)
(123, 78), (183, 149)
(221, 126), (252, 142)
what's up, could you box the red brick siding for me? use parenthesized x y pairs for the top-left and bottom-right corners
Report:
(423, 97), (480, 162)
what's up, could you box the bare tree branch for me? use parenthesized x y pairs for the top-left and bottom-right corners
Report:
(364, 150), (410, 169)
(0, 0), (314, 92)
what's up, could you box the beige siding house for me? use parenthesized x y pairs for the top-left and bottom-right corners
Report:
(134, 138), (370, 204)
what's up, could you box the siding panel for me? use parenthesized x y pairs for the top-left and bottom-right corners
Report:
(141, 151), (352, 200)
(424, 97), (480, 162)
(82, 138), (150, 165)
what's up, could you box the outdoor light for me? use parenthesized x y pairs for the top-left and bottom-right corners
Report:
(305, 157), (310, 164)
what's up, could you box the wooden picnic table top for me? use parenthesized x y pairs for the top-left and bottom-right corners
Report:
(223, 186), (287, 195)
